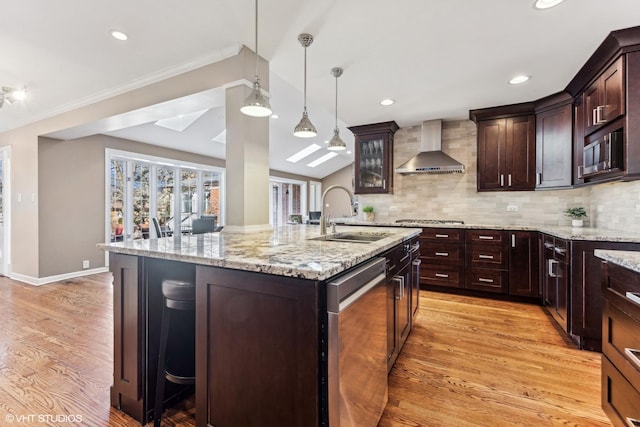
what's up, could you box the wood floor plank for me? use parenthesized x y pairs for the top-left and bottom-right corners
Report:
(0, 275), (610, 426)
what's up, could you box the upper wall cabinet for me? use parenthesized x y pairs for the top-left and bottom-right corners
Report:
(534, 92), (573, 189)
(566, 26), (640, 183)
(349, 121), (399, 194)
(470, 104), (536, 192)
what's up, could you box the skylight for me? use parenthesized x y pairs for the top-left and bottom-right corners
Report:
(154, 109), (209, 132)
(307, 152), (338, 168)
(286, 144), (322, 163)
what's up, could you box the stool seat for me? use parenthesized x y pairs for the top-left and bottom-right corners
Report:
(155, 278), (196, 427)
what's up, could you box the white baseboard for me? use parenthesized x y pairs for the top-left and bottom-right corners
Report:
(10, 267), (110, 286)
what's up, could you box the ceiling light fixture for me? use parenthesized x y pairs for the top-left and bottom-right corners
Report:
(110, 30), (128, 41)
(533, 0), (565, 10)
(293, 33), (317, 138)
(327, 67), (346, 151)
(0, 86), (27, 108)
(509, 75), (530, 85)
(380, 99), (395, 106)
(240, 0), (272, 117)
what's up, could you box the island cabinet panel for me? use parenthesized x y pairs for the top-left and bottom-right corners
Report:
(601, 261), (640, 427)
(570, 241), (640, 351)
(195, 266), (321, 427)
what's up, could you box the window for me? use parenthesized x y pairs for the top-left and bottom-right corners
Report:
(106, 149), (224, 242)
(269, 177), (307, 227)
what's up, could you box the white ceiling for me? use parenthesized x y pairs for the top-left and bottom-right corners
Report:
(2, 0), (640, 179)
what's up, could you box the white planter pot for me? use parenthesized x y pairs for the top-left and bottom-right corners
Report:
(363, 212), (375, 222)
(571, 219), (584, 227)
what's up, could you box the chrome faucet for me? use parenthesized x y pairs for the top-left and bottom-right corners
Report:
(320, 185), (356, 236)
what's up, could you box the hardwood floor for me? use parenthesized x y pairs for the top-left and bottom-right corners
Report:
(0, 273), (609, 426)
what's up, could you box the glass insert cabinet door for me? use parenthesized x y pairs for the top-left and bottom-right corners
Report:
(349, 121), (399, 194)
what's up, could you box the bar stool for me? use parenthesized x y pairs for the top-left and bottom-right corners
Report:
(154, 279), (196, 427)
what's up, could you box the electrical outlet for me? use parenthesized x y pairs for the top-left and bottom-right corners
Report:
(82, 260), (90, 269)
(507, 204), (518, 212)
(389, 205), (397, 211)
(597, 205), (604, 213)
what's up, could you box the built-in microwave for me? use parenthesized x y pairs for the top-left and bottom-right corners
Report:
(578, 128), (624, 179)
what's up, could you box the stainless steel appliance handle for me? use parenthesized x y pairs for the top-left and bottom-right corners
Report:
(337, 272), (386, 312)
(624, 348), (640, 369)
(554, 247), (567, 256)
(592, 107), (598, 126)
(393, 276), (404, 300)
(596, 105), (605, 124)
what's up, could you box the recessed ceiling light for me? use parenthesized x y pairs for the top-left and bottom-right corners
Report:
(286, 144), (322, 163)
(533, 0), (565, 10)
(380, 99), (395, 106)
(110, 30), (128, 41)
(509, 75), (530, 85)
(307, 152), (338, 168)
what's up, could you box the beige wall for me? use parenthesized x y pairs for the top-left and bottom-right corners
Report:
(321, 165), (356, 219)
(324, 119), (640, 232)
(0, 48), (266, 280)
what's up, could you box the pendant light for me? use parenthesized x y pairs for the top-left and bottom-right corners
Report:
(240, 0), (272, 117)
(293, 33), (317, 138)
(327, 67), (346, 151)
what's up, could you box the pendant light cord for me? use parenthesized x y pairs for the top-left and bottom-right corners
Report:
(254, 0), (259, 79)
(334, 73), (338, 130)
(303, 47), (308, 112)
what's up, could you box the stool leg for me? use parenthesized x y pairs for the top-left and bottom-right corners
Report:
(154, 302), (171, 427)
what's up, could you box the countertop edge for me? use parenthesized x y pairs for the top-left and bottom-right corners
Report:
(595, 249), (640, 274)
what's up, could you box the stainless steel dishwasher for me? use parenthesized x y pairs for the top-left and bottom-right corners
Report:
(327, 257), (388, 427)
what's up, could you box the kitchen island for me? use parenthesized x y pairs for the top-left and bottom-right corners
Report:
(99, 225), (421, 426)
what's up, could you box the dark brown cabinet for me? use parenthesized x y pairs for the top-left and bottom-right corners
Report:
(601, 260), (640, 426)
(196, 265), (320, 427)
(349, 121), (399, 194)
(535, 93), (573, 189)
(385, 242), (413, 372)
(508, 231), (540, 298)
(471, 106), (536, 191)
(419, 228), (465, 288)
(542, 235), (570, 333)
(409, 237), (421, 319)
(583, 56), (625, 135)
(465, 229), (509, 293)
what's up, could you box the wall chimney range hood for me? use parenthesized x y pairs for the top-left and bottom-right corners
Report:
(395, 120), (465, 174)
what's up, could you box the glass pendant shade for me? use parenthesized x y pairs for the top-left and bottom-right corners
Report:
(293, 110), (317, 138)
(327, 128), (346, 151)
(241, 79), (272, 117)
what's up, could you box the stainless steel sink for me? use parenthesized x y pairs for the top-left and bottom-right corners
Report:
(309, 232), (392, 243)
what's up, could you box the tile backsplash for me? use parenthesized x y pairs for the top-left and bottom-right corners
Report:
(356, 120), (640, 232)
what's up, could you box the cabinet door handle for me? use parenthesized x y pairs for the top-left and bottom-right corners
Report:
(548, 259), (558, 278)
(508, 174), (512, 187)
(479, 254), (494, 260)
(435, 234), (449, 238)
(478, 278), (494, 283)
(511, 234), (516, 248)
(554, 247), (566, 256)
(500, 174), (504, 187)
(544, 242), (554, 249)
(536, 172), (541, 186)
(435, 252), (449, 257)
(435, 273), (449, 278)
(382, 179), (386, 190)
(478, 235), (494, 240)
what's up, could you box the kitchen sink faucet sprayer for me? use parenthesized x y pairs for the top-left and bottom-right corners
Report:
(320, 185), (356, 236)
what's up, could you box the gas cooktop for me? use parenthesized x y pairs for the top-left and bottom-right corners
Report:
(395, 219), (465, 225)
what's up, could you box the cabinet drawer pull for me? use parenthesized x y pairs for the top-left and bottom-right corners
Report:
(554, 247), (567, 255)
(627, 417), (640, 427)
(478, 254), (494, 260)
(478, 278), (494, 283)
(544, 242), (554, 249)
(435, 252), (449, 257)
(625, 348), (640, 369)
(435, 273), (449, 278)
(478, 235), (494, 240)
(434, 234), (449, 238)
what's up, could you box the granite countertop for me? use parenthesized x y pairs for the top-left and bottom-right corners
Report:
(98, 225), (421, 281)
(333, 218), (640, 243)
(594, 249), (640, 274)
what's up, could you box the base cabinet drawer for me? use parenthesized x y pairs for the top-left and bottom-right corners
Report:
(603, 298), (640, 388)
(421, 242), (464, 265)
(420, 264), (463, 288)
(466, 269), (508, 293)
(602, 355), (640, 427)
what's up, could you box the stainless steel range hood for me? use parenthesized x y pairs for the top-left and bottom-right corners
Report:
(395, 120), (465, 174)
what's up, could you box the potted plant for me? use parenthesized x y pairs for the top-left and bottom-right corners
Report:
(563, 207), (587, 227)
(362, 205), (375, 222)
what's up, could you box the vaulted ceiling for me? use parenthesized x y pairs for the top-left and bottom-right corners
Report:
(2, 0), (640, 178)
